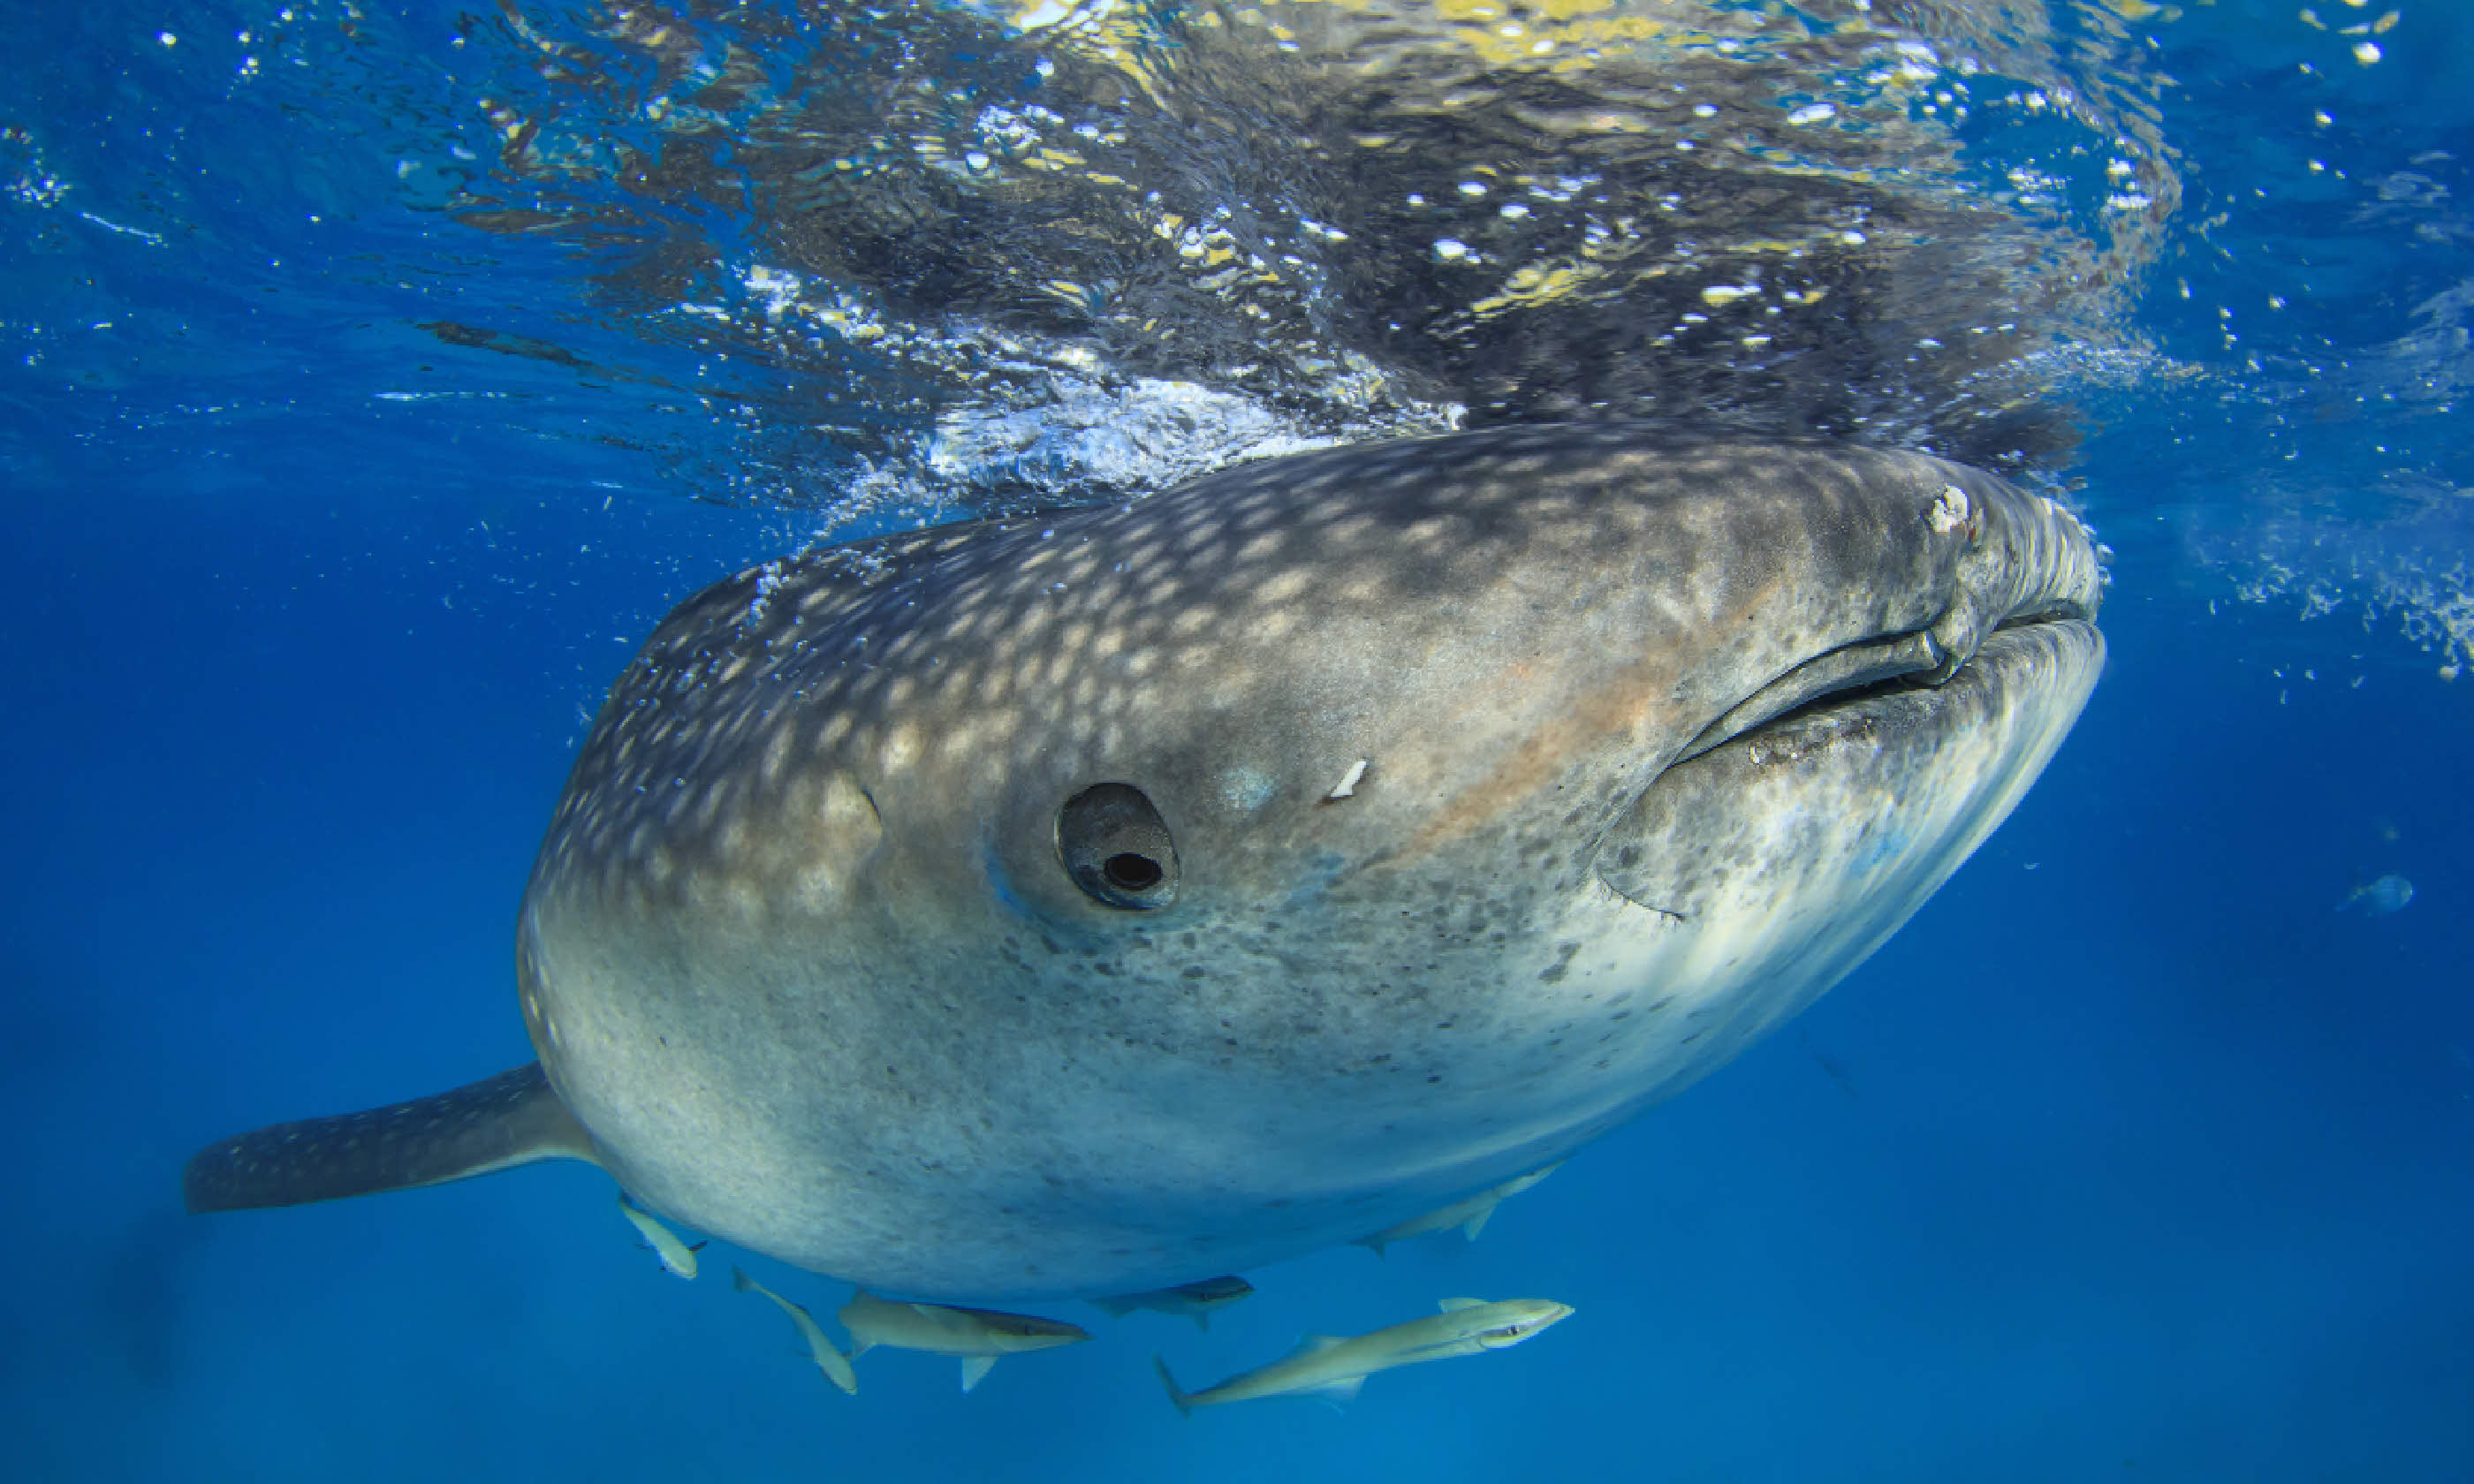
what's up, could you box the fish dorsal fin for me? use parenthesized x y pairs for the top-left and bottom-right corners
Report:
(1293, 1334), (1348, 1356)
(182, 1062), (598, 1213)
(1438, 1297), (1489, 1314)
(959, 1355), (998, 1393)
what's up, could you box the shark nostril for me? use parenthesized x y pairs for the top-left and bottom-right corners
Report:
(1057, 783), (1180, 910)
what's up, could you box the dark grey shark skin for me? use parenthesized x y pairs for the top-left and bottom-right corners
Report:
(185, 423), (2103, 1303)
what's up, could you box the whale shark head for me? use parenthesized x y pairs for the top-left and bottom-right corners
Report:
(500, 423), (2100, 1301)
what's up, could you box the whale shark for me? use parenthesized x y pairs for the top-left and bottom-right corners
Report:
(183, 423), (2105, 1303)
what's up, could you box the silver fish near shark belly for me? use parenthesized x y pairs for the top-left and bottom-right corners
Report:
(1153, 1298), (1575, 1413)
(839, 1292), (1089, 1393)
(732, 1267), (860, 1396)
(1090, 1276), (1256, 1330)
(618, 1193), (705, 1279)
(1354, 1162), (1562, 1257)
(181, 424), (2106, 1305)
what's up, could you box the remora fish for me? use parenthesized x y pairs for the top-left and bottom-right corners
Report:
(1089, 1276), (1256, 1330)
(732, 1267), (859, 1396)
(1354, 1162), (1562, 1257)
(1152, 1297), (1573, 1413)
(182, 424), (2106, 1304)
(618, 1194), (704, 1280)
(837, 1291), (1089, 1393)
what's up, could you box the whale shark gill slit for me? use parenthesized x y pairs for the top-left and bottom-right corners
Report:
(180, 1062), (599, 1214)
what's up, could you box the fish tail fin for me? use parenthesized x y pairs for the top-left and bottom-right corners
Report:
(1152, 1354), (1195, 1418)
(731, 1266), (756, 1294)
(843, 1307), (877, 1360)
(1089, 1295), (1135, 1319)
(183, 1063), (597, 1213)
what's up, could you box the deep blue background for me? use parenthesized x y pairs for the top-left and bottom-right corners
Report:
(5, 1), (2471, 1479)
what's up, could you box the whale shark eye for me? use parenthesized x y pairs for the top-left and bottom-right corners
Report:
(1058, 784), (1180, 911)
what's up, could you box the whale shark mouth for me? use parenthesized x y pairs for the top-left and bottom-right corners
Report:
(1671, 607), (2093, 768)
(1595, 614), (2106, 923)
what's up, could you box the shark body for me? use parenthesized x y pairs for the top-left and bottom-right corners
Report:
(183, 424), (2105, 1303)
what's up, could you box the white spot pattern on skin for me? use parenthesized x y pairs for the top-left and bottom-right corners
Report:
(1254, 567), (1312, 606)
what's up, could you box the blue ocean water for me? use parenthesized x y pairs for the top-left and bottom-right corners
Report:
(6, 1), (2473, 1479)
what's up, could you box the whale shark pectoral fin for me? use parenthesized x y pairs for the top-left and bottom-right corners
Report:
(181, 1062), (599, 1214)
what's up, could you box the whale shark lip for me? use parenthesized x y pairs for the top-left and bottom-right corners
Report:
(1673, 607), (2089, 768)
(1673, 629), (1946, 767)
(1698, 612), (2098, 769)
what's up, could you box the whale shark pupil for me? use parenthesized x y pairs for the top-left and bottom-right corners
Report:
(1105, 854), (1162, 890)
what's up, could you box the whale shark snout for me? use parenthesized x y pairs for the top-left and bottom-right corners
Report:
(184, 423), (2105, 1302)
